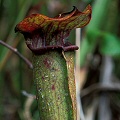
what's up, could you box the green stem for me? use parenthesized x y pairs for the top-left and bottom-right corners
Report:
(33, 50), (76, 120)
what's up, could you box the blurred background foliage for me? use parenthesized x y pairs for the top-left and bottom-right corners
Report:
(0, 0), (120, 120)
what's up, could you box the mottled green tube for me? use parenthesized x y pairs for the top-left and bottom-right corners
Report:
(33, 50), (76, 120)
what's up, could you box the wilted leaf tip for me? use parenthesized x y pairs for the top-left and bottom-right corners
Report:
(15, 5), (91, 32)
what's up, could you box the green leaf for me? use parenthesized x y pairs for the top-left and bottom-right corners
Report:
(100, 33), (120, 56)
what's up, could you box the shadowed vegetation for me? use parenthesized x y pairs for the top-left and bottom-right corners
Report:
(0, 0), (120, 120)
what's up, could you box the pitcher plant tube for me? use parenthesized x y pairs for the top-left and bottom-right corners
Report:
(15, 5), (92, 120)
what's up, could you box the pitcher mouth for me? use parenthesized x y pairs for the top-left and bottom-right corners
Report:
(27, 41), (79, 54)
(15, 5), (91, 54)
(19, 30), (79, 54)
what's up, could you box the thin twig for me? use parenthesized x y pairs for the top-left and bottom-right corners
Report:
(0, 40), (33, 69)
(23, 97), (34, 120)
(22, 91), (35, 120)
(75, 28), (85, 120)
(22, 90), (36, 99)
(81, 82), (120, 97)
(99, 56), (112, 120)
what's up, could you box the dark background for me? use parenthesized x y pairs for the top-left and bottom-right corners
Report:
(0, 0), (120, 119)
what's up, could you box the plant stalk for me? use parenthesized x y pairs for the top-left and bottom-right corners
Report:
(33, 50), (77, 120)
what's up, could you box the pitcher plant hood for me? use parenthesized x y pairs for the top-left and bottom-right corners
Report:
(15, 5), (92, 54)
